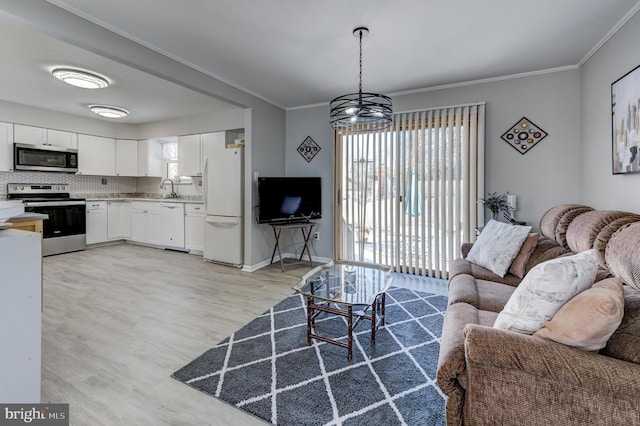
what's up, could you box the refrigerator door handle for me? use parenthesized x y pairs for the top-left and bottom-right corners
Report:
(203, 155), (208, 207)
(206, 216), (241, 225)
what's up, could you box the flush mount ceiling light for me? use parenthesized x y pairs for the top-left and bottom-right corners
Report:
(329, 27), (392, 133)
(51, 68), (109, 89)
(89, 105), (129, 118)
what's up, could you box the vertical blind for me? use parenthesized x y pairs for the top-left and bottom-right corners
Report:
(335, 103), (485, 278)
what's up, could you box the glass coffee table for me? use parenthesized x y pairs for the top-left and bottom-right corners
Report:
(293, 260), (393, 360)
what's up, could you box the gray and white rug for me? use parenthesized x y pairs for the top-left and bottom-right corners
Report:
(172, 287), (447, 425)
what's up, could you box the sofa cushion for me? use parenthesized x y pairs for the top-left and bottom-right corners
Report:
(466, 220), (531, 278)
(602, 286), (640, 364)
(533, 277), (624, 351)
(493, 250), (599, 334)
(594, 216), (640, 269)
(524, 237), (572, 274)
(508, 233), (538, 278)
(605, 222), (640, 290)
(539, 204), (592, 242)
(565, 211), (638, 254)
(554, 206), (594, 249)
(449, 258), (523, 287)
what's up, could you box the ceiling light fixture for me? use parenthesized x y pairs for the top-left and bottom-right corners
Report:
(89, 105), (129, 118)
(330, 27), (392, 132)
(52, 68), (109, 89)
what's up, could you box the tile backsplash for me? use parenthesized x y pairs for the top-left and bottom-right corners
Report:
(0, 171), (203, 200)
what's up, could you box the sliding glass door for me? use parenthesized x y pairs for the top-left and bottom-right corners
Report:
(335, 104), (485, 278)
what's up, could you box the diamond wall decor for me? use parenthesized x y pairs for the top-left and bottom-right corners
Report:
(297, 136), (321, 162)
(501, 117), (548, 154)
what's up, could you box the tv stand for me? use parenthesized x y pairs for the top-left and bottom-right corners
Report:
(269, 222), (316, 272)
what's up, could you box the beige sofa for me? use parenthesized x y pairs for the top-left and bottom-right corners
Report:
(437, 205), (640, 425)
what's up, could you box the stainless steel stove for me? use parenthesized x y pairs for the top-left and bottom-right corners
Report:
(7, 183), (86, 256)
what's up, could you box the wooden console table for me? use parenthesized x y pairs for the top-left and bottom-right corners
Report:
(269, 222), (316, 272)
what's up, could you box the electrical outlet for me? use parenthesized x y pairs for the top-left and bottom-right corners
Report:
(314, 232), (320, 241)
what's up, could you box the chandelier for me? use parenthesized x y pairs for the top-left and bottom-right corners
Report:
(330, 27), (392, 132)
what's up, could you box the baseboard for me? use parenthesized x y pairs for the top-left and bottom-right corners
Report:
(242, 252), (332, 273)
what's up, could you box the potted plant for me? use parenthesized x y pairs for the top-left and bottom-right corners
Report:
(354, 226), (371, 242)
(480, 192), (513, 219)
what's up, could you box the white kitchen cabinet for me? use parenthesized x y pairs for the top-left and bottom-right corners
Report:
(138, 139), (163, 177)
(130, 202), (163, 246)
(0, 121), (13, 171)
(178, 132), (226, 177)
(14, 125), (77, 149)
(0, 229), (41, 403)
(115, 139), (138, 176)
(78, 134), (116, 176)
(14, 124), (46, 145)
(107, 201), (132, 240)
(178, 134), (202, 176)
(86, 201), (108, 244)
(160, 202), (185, 248)
(46, 129), (78, 149)
(185, 203), (204, 254)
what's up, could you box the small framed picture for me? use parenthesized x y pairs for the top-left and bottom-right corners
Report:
(612, 64), (640, 174)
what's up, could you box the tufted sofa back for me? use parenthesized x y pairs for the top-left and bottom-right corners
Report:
(539, 205), (640, 275)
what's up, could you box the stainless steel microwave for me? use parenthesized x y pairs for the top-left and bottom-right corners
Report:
(14, 143), (78, 173)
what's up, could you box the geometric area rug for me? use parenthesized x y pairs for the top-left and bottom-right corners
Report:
(172, 287), (447, 425)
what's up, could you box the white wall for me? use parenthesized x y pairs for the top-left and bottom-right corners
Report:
(285, 106), (334, 259)
(139, 108), (244, 139)
(579, 11), (640, 212)
(246, 101), (287, 268)
(285, 70), (581, 247)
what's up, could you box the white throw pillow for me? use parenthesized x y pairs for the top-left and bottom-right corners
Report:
(466, 219), (532, 277)
(493, 249), (599, 334)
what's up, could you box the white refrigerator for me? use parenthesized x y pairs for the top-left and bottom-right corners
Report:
(203, 141), (243, 266)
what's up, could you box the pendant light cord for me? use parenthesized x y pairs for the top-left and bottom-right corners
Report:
(358, 29), (363, 101)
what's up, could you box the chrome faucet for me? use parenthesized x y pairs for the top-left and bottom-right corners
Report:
(160, 178), (178, 198)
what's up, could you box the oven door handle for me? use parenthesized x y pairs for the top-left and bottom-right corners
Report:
(25, 201), (86, 207)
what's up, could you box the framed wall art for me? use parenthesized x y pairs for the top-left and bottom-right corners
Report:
(612, 64), (640, 175)
(500, 117), (547, 155)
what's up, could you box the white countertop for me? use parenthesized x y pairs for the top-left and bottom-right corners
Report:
(85, 198), (204, 204)
(10, 212), (49, 221)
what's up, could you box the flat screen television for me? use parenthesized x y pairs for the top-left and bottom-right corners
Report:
(257, 177), (322, 224)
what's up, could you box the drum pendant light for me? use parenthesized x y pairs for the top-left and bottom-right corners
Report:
(329, 27), (392, 132)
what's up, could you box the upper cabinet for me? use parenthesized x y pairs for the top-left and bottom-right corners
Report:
(178, 134), (202, 176)
(46, 129), (78, 149)
(178, 132), (226, 177)
(115, 139), (138, 176)
(77, 134), (116, 176)
(138, 139), (163, 177)
(14, 124), (78, 149)
(0, 122), (14, 172)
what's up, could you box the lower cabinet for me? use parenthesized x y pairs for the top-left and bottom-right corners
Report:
(88, 200), (190, 250)
(0, 230), (41, 403)
(131, 202), (163, 246)
(107, 201), (132, 240)
(86, 201), (108, 244)
(185, 203), (205, 253)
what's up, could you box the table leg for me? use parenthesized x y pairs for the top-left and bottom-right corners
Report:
(306, 296), (313, 346)
(347, 305), (353, 360)
(372, 297), (377, 345)
(299, 225), (314, 268)
(381, 293), (386, 326)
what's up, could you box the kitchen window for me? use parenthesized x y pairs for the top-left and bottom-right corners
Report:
(162, 140), (191, 183)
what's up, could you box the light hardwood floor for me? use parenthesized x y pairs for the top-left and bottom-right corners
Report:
(41, 244), (446, 425)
